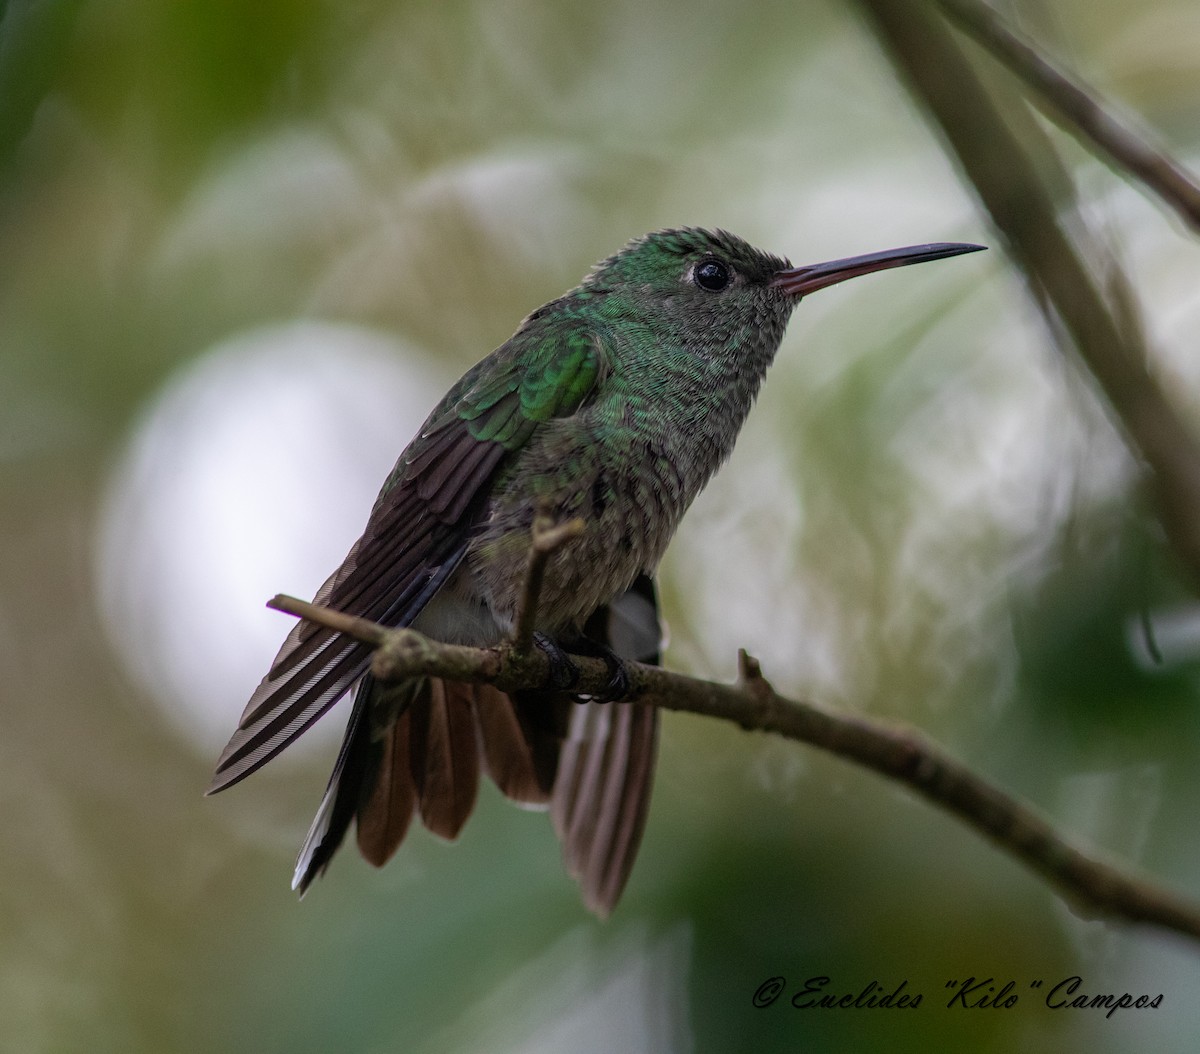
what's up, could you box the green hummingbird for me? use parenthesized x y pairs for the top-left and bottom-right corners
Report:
(208, 227), (983, 915)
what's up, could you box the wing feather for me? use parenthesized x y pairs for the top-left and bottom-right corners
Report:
(207, 421), (503, 793)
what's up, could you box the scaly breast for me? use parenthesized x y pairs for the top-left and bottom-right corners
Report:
(467, 358), (761, 633)
(466, 413), (699, 634)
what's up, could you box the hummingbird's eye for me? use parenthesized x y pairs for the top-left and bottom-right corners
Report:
(693, 259), (730, 292)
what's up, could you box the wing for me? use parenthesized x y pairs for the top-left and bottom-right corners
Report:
(208, 323), (609, 795)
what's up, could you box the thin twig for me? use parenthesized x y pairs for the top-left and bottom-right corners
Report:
(937, 0), (1200, 232)
(268, 595), (388, 645)
(512, 507), (585, 653)
(269, 592), (1200, 947)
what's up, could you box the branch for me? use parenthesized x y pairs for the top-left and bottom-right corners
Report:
(936, 0), (1200, 232)
(268, 591), (1200, 946)
(855, 0), (1200, 593)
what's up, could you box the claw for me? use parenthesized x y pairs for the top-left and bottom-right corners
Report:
(597, 651), (630, 701)
(571, 638), (631, 703)
(530, 632), (631, 700)
(533, 631), (580, 691)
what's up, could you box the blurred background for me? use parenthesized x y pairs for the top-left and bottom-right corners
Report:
(4, 0), (1200, 1050)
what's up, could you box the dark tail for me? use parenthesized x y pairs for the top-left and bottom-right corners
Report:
(294, 575), (663, 915)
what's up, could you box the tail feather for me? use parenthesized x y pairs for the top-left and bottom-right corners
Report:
(552, 701), (659, 916)
(291, 574), (664, 915)
(355, 708), (417, 867)
(408, 679), (481, 840)
(474, 684), (555, 805)
(591, 703), (658, 913)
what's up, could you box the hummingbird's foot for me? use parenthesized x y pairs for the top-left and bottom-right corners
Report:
(595, 654), (631, 702)
(568, 637), (631, 702)
(533, 631), (581, 691)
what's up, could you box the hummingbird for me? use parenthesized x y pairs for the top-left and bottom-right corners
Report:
(208, 227), (983, 915)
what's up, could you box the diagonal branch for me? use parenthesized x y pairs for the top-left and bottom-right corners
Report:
(936, 0), (1200, 232)
(268, 590), (1200, 947)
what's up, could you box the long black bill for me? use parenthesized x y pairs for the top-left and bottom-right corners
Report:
(771, 242), (985, 298)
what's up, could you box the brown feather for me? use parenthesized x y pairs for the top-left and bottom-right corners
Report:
(409, 678), (481, 839)
(474, 686), (553, 805)
(355, 710), (417, 867)
(552, 702), (659, 917)
(585, 704), (633, 892)
(592, 705), (658, 913)
(417, 434), (503, 520)
(552, 704), (608, 870)
(514, 691), (573, 794)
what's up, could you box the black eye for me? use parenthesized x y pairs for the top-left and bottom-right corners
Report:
(694, 259), (729, 292)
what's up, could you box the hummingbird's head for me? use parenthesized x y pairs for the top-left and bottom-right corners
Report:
(579, 227), (984, 363)
(580, 227), (797, 357)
